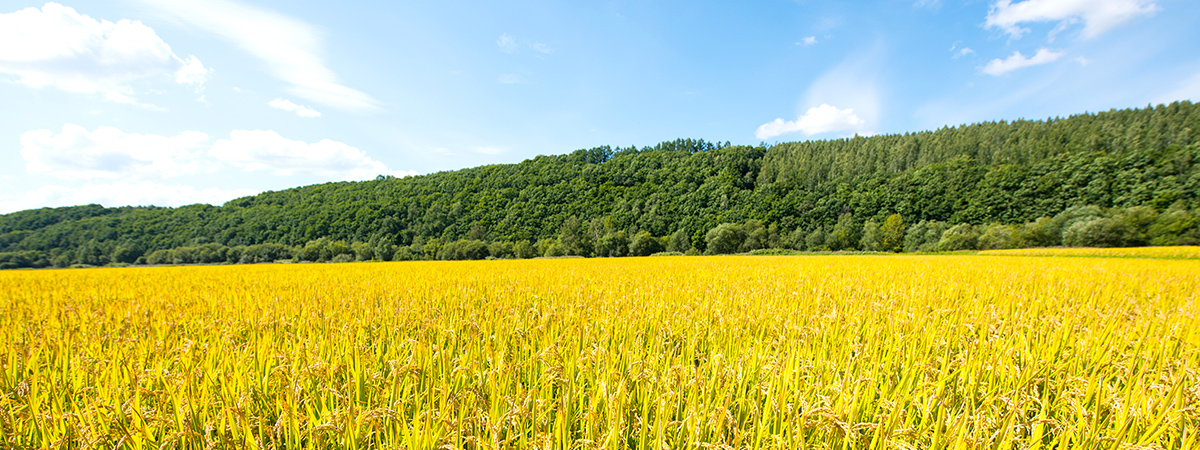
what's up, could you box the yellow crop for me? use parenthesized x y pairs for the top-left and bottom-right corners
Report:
(1, 255), (1198, 449)
(979, 245), (1200, 259)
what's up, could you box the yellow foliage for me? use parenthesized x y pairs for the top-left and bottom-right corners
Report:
(1, 255), (1198, 449)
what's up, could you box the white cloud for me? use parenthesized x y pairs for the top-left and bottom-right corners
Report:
(981, 48), (1064, 75)
(135, 0), (379, 112)
(209, 130), (411, 180)
(498, 34), (553, 55)
(497, 33), (518, 54)
(0, 182), (259, 213)
(756, 104), (868, 140)
(797, 36), (818, 46)
(268, 98), (321, 118)
(0, 3), (209, 104)
(950, 42), (974, 58)
(985, 0), (1160, 40)
(497, 74), (523, 84)
(801, 44), (883, 132)
(21, 124), (213, 180)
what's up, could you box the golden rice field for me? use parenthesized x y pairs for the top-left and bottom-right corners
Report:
(979, 246), (1200, 259)
(1, 255), (1198, 449)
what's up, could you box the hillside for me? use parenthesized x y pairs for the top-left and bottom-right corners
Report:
(2, 102), (1199, 268)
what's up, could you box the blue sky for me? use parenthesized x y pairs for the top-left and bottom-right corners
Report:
(1, 0), (1197, 213)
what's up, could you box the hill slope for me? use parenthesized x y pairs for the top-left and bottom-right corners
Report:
(2, 102), (1199, 268)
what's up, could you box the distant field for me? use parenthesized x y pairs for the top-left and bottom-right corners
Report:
(979, 246), (1200, 259)
(1, 256), (1197, 449)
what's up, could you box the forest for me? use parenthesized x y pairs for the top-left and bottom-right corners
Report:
(1, 102), (1198, 269)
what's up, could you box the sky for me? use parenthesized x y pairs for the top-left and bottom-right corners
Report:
(1, 0), (1198, 213)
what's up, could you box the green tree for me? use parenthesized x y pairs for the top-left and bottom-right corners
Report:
(514, 240), (536, 259)
(937, 224), (980, 251)
(705, 223), (745, 255)
(805, 227), (827, 251)
(629, 231), (664, 256)
(666, 229), (691, 253)
(881, 214), (906, 252)
(828, 213), (860, 251)
(860, 221), (883, 251)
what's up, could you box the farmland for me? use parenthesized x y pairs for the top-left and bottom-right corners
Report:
(1, 254), (1198, 449)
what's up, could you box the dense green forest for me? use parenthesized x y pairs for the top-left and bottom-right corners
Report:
(2, 102), (1199, 269)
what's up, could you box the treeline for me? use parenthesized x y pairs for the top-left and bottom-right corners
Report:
(1, 102), (1199, 269)
(5, 201), (1193, 269)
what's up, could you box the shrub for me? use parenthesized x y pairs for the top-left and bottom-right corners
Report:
(937, 224), (980, 251)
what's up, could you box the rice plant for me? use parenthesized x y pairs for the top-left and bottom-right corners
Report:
(1, 255), (1197, 449)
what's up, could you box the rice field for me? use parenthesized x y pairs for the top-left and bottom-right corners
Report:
(1, 255), (1198, 449)
(979, 246), (1200, 259)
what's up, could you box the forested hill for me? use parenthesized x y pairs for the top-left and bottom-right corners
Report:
(2, 102), (1199, 268)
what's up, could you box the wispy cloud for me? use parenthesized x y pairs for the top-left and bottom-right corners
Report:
(981, 48), (1064, 75)
(498, 33), (554, 55)
(268, 98), (321, 118)
(0, 3), (208, 106)
(497, 33), (519, 54)
(497, 74), (523, 84)
(135, 0), (380, 112)
(797, 36), (818, 47)
(950, 42), (975, 58)
(985, 0), (1160, 40)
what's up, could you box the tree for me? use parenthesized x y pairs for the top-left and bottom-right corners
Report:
(937, 224), (980, 251)
(629, 231), (664, 256)
(596, 231), (629, 257)
(860, 221), (882, 251)
(1018, 217), (1059, 248)
(903, 220), (947, 253)
(111, 241), (144, 264)
(352, 241), (374, 261)
(881, 214), (906, 252)
(705, 223), (745, 255)
(1062, 218), (1128, 247)
(739, 220), (767, 252)
(1149, 203), (1199, 245)
(666, 229), (691, 253)
(828, 213), (860, 251)
(514, 240), (536, 259)
(977, 224), (1018, 250)
(558, 216), (586, 256)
